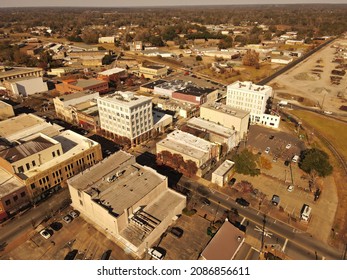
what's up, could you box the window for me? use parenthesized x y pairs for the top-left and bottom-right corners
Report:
(52, 151), (56, 157)
(32, 160), (36, 167)
(5, 199), (11, 206)
(79, 200), (83, 206)
(18, 166), (24, 173)
(21, 192), (26, 197)
(31, 183), (36, 190)
(26, 163), (30, 170)
(57, 150), (60, 156)
(13, 195), (18, 202)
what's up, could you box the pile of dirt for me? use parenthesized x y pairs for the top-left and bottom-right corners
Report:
(294, 72), (320, 81)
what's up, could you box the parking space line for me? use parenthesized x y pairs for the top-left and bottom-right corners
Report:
(282, 238), (288, 252)
(240, 217), (246, 225)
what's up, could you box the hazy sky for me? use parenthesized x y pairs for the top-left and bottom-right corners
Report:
(0, 0), (346, 8)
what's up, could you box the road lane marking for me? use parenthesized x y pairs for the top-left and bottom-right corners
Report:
(240, 217), (246, 225)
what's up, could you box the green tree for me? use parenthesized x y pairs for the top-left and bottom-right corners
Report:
(232, 149), (260, 176)
(196, 55), (202, 61)
(299, 148), (333, 177)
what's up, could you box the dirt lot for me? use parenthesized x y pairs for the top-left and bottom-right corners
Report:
(270, 38), (347, 115)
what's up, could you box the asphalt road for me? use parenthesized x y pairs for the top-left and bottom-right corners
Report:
(0, 188), (71, 250)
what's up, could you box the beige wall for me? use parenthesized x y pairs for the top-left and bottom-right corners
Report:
(0, 186), (30, 215)
(139, 66), (167, 79)
(0, 101), (15, 120)
(200, 106), (249, 141)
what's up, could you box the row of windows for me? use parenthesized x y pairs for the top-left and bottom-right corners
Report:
(4, 192), (26, 206)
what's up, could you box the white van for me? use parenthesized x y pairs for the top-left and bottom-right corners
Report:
(300, 204), (312, 221)
(292, 155), (299, 163)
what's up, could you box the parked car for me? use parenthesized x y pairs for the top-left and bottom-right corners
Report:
(200, 197), (211, 206)
(228, 178), (236, 186)
(271, 195), (280, 206)
(63, 214), (73, 224)
(286, 144), (292, 149)
(287, 185), (294, 192)
(39, 229), (52, 239)
(269, 135), (275, 140)
(148, 247), (166, 260)
(265, 147), (271, 154)
(272, 156), (278, 162)
(284, 160), (290, 166)
(64, 249), (78, 260)
(292, 155), (299, 163)
(100, 250), (112, 260)
(49, 222), (63, 231)
(236, 197), (250, 207)
(69, 210), (80, 219)
(170, 227), (184, 238)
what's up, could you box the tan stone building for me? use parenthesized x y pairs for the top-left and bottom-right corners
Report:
(138, 64), (167, 79)
(0, 168), (30, 222)
(0, 100), (15, 120)
(0, 114), (102, 203)
(53, 90), (100, 125)
(0, 66), (43, 83)
(200, 102), (250, 142)
(156, 130), (219, 176)
(68, 151), (186, 257)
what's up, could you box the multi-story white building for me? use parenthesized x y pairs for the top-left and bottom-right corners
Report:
(97, 92), (153, 145)
(227, 81), (280, 128)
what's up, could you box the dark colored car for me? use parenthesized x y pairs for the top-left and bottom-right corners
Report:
(200, 197), (211, 206)
(64, 249), (78, 260)
(269, 135), (275, 140)
(49, 221), (63, 231)
(271, 195), (280, 206)
(100, 250), (112, 260)
(284, 160), (290, 166)
(228, 178), (236, 186)
(170, 227), (184, 238)
(236, 197), (250, 207)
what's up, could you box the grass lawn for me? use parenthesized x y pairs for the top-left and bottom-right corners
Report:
(292, 110), (347, 158)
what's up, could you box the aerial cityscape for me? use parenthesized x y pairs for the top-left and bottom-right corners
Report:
(0, 2), (346, 261)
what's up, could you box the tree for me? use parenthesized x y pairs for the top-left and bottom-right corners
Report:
(299, 148), (333, 178)
(242, 49), (260, 68)
(232, 149), (260, 176)
(196, 55), (202, 61)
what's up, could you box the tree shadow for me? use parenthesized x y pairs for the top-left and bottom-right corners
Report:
(0, 242), (8, 252)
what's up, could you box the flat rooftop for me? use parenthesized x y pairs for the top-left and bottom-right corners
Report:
(187, 117), (236, 138)
(0, 100), (12, 109)
(0, 113), (63, 141)
(175, 85), (215, 96)
(154, 80), (187, 91)
(213, 160), (234, 177)
(98, 68), (126, 76)
(98, 91), (152, 107)
(69, 151), (167, 217)
(157, 130), (213, 162)
(74, 79), (106, 88)
(0, 168), (25, 197)
(140, 79), (167, 90)
(56, 90), (99, 102)
(201, 102), (250, 119)
(228, 81), (272, 93)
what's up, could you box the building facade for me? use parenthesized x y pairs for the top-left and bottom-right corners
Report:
(4, 76), (48, 97)
(226, 81), (280, 128)
(200, 102), (250, 142)
(0, 100), (15, 120)
(138, 64), (168, 79)
(97, 92), (153, 145)
(0, 66), (43, 83)
(0, 114), (102, 203)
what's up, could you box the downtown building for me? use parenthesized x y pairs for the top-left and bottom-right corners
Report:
(68, 151), (186, 258)
(226, 81), (280, 128)
(97, 92), (153, 146)
(0, 114), (102, 216)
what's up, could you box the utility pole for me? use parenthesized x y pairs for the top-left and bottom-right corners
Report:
(260, 214), (267, 253)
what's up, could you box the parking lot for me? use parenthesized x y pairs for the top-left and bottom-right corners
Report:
(1, 207), (134, 260)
